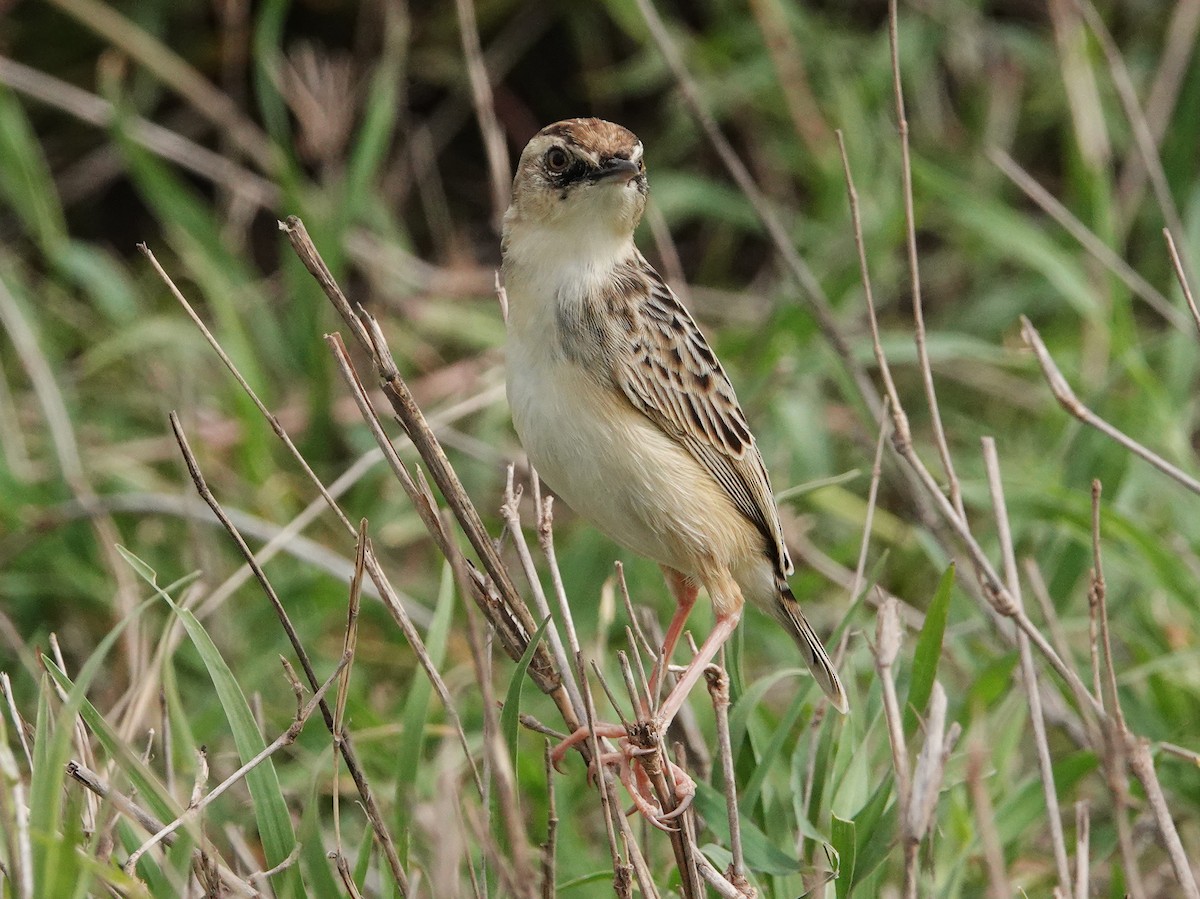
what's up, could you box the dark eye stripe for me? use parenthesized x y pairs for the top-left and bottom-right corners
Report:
(550, 160), (589, 186)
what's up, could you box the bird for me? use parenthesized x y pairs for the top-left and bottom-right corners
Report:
(501, 117), (847, 811)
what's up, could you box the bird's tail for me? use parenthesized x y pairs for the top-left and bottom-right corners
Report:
(775, 584), (849, 713)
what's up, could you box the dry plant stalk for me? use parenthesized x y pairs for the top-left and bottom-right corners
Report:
(278, 214), (756, 893)
(1021, 317), (1200, 496)
(965, 741), (1009, 899)
(982, 437), (1072, 894)
(281, 217), (575, 722)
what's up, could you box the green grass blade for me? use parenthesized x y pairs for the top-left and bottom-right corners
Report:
(831, 814), (856, 898)
(115, 548), (301, 896)
(394, 562), (456, 859)
(29, 597), (153, 896)
(903, 563), (955, 736)
(693, 781), (804, 875)
(738, 688), (811, 813)
(166, 601), (300, 893)
(500, 614), (553, 766)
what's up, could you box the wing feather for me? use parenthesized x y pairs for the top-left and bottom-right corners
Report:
(607, 253), (793, 576)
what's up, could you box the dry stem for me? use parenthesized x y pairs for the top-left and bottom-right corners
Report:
(1022, 317), (1200, 496)
(164, 410), (412, 890)
(888, 0), (963, 520)
(982, 437), (1071, 894)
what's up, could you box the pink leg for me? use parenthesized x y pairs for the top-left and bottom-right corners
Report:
(649, 568), (699, 707)
(653, 607), (742, 729)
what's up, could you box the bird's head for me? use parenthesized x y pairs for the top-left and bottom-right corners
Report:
(504, 118), (647, 245)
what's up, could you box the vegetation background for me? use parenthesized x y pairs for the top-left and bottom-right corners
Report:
(0, 0), (1198, 895)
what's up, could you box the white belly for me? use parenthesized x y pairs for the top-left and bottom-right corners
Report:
(505, 340), (765, 587)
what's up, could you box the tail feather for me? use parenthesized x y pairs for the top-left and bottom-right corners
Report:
(776, 585), (849, 714)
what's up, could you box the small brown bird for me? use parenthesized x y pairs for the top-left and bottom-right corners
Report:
(501, 118), (847, 810)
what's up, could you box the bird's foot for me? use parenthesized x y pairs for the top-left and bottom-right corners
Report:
(549, 722), (627, 773)
(553, 721), (695, 830)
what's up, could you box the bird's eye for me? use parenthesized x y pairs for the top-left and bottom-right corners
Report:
(545, 147), (570, 173)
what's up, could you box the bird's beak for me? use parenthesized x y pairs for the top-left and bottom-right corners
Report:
(590, 158), (641, 184)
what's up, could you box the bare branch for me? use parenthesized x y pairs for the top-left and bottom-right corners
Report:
(1164, 228), (1200, 339)
(452, 0), (510, 231)
(1022, 317), (1200, 496)
(889, 0), (963, 519)
(982, 437), (1071, 894)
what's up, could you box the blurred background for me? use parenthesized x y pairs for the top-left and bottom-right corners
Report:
(1, 0), (1198, 895)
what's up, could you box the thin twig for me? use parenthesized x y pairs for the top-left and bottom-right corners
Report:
(850, 398), (891, 604)
(1113, 0), (1200, 234)
(501, 468), (584, 715)
(982, 437), (1071, 895)
(689, 843), (746, 899)
(47, 636), (98, 834)
(124, 653), (350, 874)
(165, 411), (412, 891)
(705, 661), (750, 895)
(452, 0), (510, 231)
(457, 561), (536, 899)
(990, 149), (1187, 331)
(889, 0), (964, 520)
(1088, 481), (1145, 899)
(1164, 228), (1200, 339)
(1075, 0), (1195, 289)
(67, 764), (154, 848)
(1074, 801), (1090, 899)
(0, 674), (32, 771)
(874, 598), (913, 896)
(332, 520), (365, 886)
(904, 683), (959, 899)
(574, 652), (634, 897)
(1022, 317), (1200, 496)
(0, 717), (32, 899)
(541, 742), (558, 899)
(67, 761), (258, 897)
(1126, 738), (1200, 898)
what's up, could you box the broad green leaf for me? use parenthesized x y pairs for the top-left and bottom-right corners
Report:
(728, 668), (808, 760)
(299, 770), (341, 898)
(850, 777), (897, 888)
(166, 601), (300, 893)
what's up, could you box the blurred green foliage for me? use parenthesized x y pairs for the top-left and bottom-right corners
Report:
(1, 0), (1198, 895)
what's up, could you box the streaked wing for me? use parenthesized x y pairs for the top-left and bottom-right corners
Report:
(608, 253), (793, 576)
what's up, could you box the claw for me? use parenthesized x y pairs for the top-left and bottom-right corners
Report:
(554, 719), (698, 832)
(658, 789), (693, 821)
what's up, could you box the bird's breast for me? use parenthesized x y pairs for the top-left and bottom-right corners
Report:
(505, 314), (765, 586)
